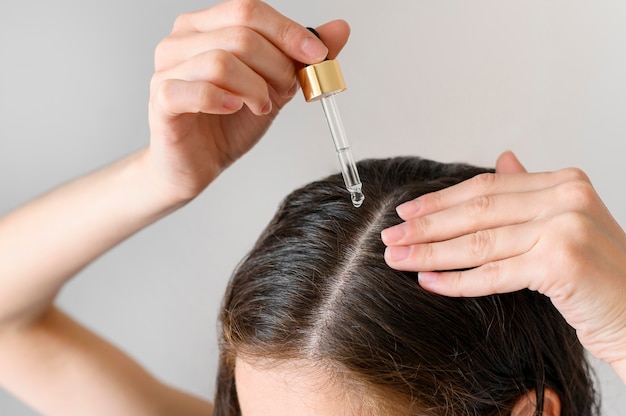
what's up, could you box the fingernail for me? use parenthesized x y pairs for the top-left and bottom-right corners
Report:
(385, 246), (411, 262)
(396, 198), (422, 219)
(301, 36), (328, 61)
(261, 99), (272, 115)
(418, 271), (439, 285)
(381, 223), (406, 244)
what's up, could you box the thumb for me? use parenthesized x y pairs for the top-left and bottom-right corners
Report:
(496, 151), (527, 174)
(315, 20), (351, 59)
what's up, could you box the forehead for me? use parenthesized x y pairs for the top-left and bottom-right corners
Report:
(235, 357), (357, 416)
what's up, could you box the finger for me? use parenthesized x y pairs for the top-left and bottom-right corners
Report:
(383, 219), (541, 273)
(314, 20), (351, 59)
(152, 79), (243, 120)
(415, 254), (533, 297)
(384, 170), (600, 247)
(395, 168), (588, 221)
(382, 188), (545, 246)
(153, 49), (272, 115)
(495, 151), (527, 174)
(154, 28), (298, 97)
(174, 1), (329, 64)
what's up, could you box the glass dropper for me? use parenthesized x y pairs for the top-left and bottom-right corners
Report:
(297, 30), (364, 208)
(319, 94), (364, 207)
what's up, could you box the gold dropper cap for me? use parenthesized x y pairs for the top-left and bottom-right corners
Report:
(298, 59), (347, 102)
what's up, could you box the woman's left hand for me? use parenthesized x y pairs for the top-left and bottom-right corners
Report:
(381, 151), (626, 382)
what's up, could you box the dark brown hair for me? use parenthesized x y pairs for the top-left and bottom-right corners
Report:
(214, 157), (599, 415)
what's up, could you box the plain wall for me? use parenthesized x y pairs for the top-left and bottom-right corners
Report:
(1, 0), (625, 414)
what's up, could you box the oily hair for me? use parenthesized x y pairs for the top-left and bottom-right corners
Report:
(213, 156), (599, 415)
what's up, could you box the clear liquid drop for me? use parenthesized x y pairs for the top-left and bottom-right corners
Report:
(350, 190), (365, 208)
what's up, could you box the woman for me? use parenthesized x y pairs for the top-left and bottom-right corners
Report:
(0, 1), (624, 415)
(215, 156), (599, 415)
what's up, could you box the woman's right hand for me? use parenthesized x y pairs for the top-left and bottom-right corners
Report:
(146, 0), (350, 205)
(0, 5), (349, 414)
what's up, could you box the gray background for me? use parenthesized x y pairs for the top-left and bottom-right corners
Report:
(1, 0), (625, 414)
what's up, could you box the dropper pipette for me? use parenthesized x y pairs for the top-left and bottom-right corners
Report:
(319, 94), (364, 207)
(297, 29), (364, 208)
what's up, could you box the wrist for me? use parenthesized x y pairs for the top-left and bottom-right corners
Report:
(138, 146), (218, 210)
(133, 148), (199, 213)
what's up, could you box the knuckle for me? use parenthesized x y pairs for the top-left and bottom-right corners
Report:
(206, 49), (233, 79)
(172, 12), (192, 32)
(468, 230), (494, 261)
(557, 167), (591, 184)
(192, 83), (213, 113)
(420, 190), (442, 211)
(479, 261), (503, 293)
(450, 262), (503, 298)
(153, 36), (178, 70)
(229, 0), (261, 25)
(420, 243), (437, 267)
(470, 172), (498, 192)
(409, 216), (432, 238)
(154, 79), (218, 115)
(465, 195), (492, 219)
(228, 26), (258, 51)
(154, 79), (177, 105)
(272, 21), (295, 49)
(443, 271), (465, 295)
(556, 179), (597, 211)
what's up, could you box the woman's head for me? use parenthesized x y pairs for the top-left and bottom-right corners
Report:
(214, 157), (598, 415)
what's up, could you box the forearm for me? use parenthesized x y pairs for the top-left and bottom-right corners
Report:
(0, 148), (182, 328)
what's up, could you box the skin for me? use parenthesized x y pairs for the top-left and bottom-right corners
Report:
(381, 151), (626, 384)
(0, 0), (621, 414)
(235, 358), (356, 416)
